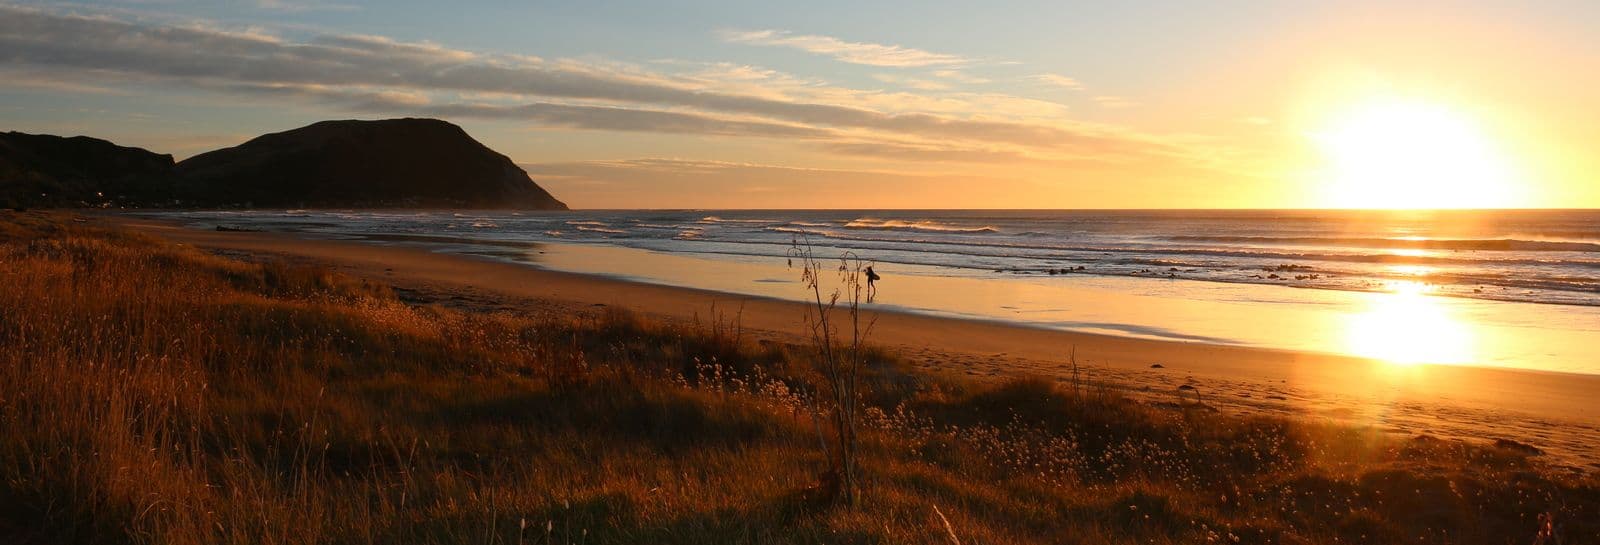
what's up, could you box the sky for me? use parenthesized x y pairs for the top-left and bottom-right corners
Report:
(1, 0), (1596, 209)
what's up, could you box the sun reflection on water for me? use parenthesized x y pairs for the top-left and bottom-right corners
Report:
(1344, 280), (1474, 365)
(1386, 248), (1430, 258)
(1385, 264), (1434, 277)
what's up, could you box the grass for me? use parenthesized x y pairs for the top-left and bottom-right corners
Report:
(1, 211), (1595, 544)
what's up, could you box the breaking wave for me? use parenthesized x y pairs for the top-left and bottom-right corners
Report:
(1167, 236), (1600, 252)
(844, 218), (999, 233)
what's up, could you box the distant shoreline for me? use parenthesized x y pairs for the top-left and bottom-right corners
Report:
(105, 212), (1600, 467)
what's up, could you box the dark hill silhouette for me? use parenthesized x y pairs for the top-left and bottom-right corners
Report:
(1, 118), (567, 210)
(176, 118), (566, 209)
(0, 132), (175, 208)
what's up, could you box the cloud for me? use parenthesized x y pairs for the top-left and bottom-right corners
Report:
(654, 60), (825, 101)
(521, 158), (1015, 208)
(819, 141), (1035, 163)
(0, 68), (133, 95)
(1093, 95), (1137, 108)
(1032, 73), (1084, 91)
(310, 33), (477, 62)
(0, 5), (1195, 166)
(256, 0), (359, 12)
(932, 70), (990, 84)
(871, 74), (950, 91)
(719, 29), (969, 67)
(209, 80), (839, 139)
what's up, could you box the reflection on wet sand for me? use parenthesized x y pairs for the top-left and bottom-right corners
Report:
(1343, 280), (1473, 365)
(518, 242), (1600, 375)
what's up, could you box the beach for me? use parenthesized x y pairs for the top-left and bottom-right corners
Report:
(112, 214), (1600, 468)
(10, 2), (1600, 540)
(144, 209), (1600, 374)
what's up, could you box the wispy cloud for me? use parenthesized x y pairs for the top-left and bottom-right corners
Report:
(521, 158), (1012, 208)
(819, 141), (1034, 164)
(718, 29), (969, 67)
(256, 0), (360, 12)
(1093, 95), (1137, 108)
(203, 80), (838, 139)
(932, 70), (990, 84)
(0, 4), (1197, 169)
(871, 74), (950, 91)
(1032, 73), (1084, 91)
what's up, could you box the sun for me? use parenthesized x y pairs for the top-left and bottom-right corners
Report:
(1312, 99), (1524, 209)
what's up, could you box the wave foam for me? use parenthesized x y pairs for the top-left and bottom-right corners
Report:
(699, 216), (779, 224)
(844, 218), (998, 233)
(1168, 235), (1600, 252)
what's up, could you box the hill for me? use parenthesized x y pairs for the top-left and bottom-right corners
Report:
(175, 118), (566, 209)
(0, 119), (567, 210)
(0, 132), (175, 208)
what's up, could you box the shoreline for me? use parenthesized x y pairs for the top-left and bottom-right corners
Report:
(105, 213), (1600, 467)
(134, 208), (1600, 375)
(146, 207), (1600, 310)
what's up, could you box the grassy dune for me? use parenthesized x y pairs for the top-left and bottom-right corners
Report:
(0, 212), (1595, 544)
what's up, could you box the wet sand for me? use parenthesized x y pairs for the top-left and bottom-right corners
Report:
(109, 214), (1600, 469)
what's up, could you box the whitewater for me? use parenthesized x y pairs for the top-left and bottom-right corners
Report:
(155, 209), (1600, 307)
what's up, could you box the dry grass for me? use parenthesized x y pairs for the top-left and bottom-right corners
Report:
(1, 211), (1596, 544)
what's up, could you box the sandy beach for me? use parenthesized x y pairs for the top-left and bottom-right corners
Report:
(12, 3), (1600, 540)
(111, 214), (1600, 469)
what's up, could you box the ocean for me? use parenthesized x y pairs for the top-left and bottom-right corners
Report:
(158, 209), (1600, 307)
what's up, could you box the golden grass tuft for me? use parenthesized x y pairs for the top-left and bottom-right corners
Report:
(1, 210), (1595, 544)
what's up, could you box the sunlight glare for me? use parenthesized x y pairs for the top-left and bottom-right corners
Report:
(1313, 99), (1523, 209)
(1344, 280), (1474, 365)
